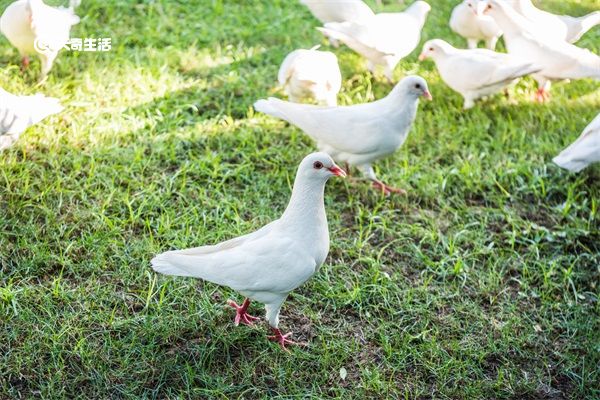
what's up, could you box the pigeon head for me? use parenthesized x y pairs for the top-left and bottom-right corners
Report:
(464, 0), (487, 16)
(394, 76), (432, 101)
(419, 39), (454, 62)
(297, 152), (346, 181)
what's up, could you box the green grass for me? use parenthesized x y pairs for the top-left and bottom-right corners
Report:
(1, 0), (599, 398)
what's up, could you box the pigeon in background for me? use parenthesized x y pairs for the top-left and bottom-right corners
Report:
(485, 0), (600, 102)
(0, 87), (63, 150)
(0, 0), (80, 80)
(450, 0), (503, 50)
(278, 46), (342, 106)
(318, 1), (431, 81)
(300, 0), (374, 47)
(511, 0), (600, 43)
(151, 152), (346, 350)
(553, 113), (600, 172)
(300, 0), (374, 24)
(419, 39), (539, 109)
(255, 76), (431, 195)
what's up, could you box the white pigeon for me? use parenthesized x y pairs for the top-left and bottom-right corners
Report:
(419, 39), (539, 109)
(0, 87), (63, 150)
(317, 1), (431, 81)
(553, 113), (600, 172)
(254, 76), (432, 195)
(484, 0), (600, 102)
(151, 152), (346, 350)
(511, 0), (600, 43)
(449, 0), (503, 50)
(0, 0), (80, 79)
(278, 46), (342, 106)
(300, 0), (374, 24)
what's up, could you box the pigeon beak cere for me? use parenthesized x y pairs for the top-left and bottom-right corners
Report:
(423, 90), (433, 101)
(418, 53), (427, 62)
(328, 164), (347, 177)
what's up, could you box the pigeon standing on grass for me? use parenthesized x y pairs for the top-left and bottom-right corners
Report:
(553, 113), (600, 172)
(511, 0), (600, 43)
(484, 0), (600, 102)
(254, 76), (431, 195)
(0, 0), (80, 80)
(449, 0), (503, 50)
(0, 87), (63, 150)
(151, 152), (346, 350)
(418, 39), (539, 109)
(278, 46), (342, 106)
(318, 1), (431, 81)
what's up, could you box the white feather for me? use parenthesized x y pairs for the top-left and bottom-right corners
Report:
(317, 1), (431, 81)
(553, 113), (600, 172)
(0, 87), (63, 150)
(0, 0), (80, 78)
(278, 47), (342, 106)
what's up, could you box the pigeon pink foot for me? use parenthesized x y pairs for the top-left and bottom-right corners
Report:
(535, 88), (550, 102)
(227, 298), (260, 326)
(372, 180), (406, 195)
(21, 56), (30, 71)
(267, 328), (303, 351)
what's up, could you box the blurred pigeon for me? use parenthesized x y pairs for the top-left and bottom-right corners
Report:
(553, 113), (600, 172)
(254, 76), (431, 194)
(0, 0), (80, 80)
(318, 1), (431, 81)
(511, 0), (600, 43)
(419, 39), (539, 109)
(151, 152), (346, 350)
(450, 0), (502, 50)
(0, 87), (63, 150)
(278, 46), (342, 106)
(485, 0), (600, 102)
(300, 0), (374, 24)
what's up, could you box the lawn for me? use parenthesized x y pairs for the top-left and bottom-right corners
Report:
(1, 0), (599, 398)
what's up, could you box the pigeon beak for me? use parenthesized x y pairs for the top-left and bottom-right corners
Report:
(328, 165), (347, 177)
(423, 90), (433, 101)
(418, 53), (426, 61)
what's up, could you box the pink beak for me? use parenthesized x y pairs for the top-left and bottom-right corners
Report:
(418, 53), (427, 61)
(328, 165), (347, 177)
(423, 90), (433, 101)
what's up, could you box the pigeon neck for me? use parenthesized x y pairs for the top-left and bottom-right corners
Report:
(281, 174), (327, 227)
(490, 7), (528, 36)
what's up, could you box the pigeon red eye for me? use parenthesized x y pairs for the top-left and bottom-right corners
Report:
(313, 161), (323, 169)
(429, 47), (434, 51)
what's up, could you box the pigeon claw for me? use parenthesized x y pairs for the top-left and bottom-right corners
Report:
(372, 180), (406, 196)
(227, 298), (260, 326)
(535, 88), (550, 103)
(267, 328), (304, 351)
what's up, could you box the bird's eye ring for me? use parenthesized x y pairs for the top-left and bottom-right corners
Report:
(313, 161), (324, 169)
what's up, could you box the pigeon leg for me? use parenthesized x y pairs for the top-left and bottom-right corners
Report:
(21, 56), (30, 71)
(372, 180), (406, 195)
(467, 38), (478, 49)
(485, 36), (498, 50)
(267, 328), (304, 351)
(360, 164), (405, 195)
(535, 87), (551, 102)
(227, 298), (260, 326)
